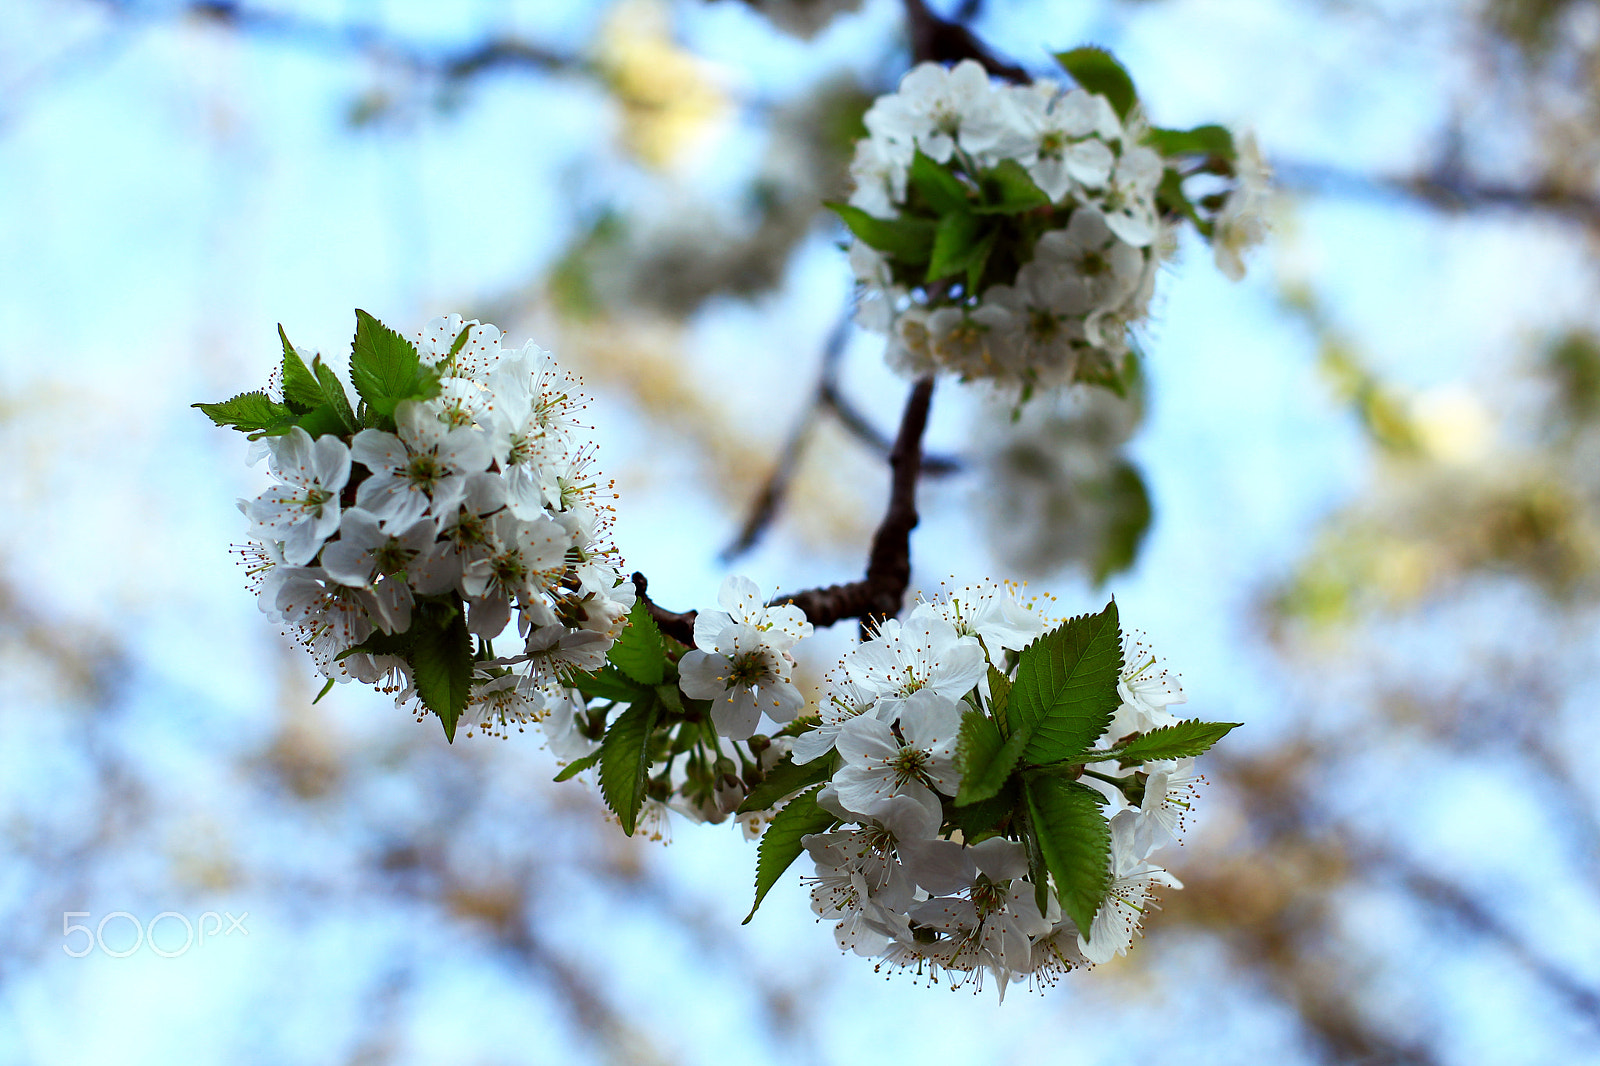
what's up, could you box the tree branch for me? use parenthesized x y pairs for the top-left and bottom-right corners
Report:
(635, 375), (936, 637)
(773, 375), (935, 629)
(720, 312), (959, 562)
(901, 0), (1029, 82)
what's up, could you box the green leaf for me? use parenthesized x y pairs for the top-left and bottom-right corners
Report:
(736, 753), (834, 815)
(909, 150), (970, 214)
(1145, 123), (1236, 161)
(552, 749), (602, 782)
(744, 784), (835, 924)
(1024, 775), (1111, 937)
(1115, 719), (1241, 762)
(409, 603), (473, 743)
(608, 600), (667, 686)
(926, 210), (988, 283)
(1055, 46), (1138, 120)
(1156, 167), (1204, 230)
(976, 158), (1050, 214)
(1006, 601), (1124, 763)
(1091, 460), (1153, 585)
(954, 709), (1028, 806)
(965, 229), (998, 294)
(349, 309), (434, 425)
(825, 202), (937, 264)
(986, 664), (1012, 720)
(279, 326), (324, 413)
(295, 404), (348, 439)
(1017, 793), (1052, 917)
(313, 357), (360, 433)
(311, 677), (336, 705)
(192, 391), (298, 439)
(568, 664), (649, 704)
(598, 694), (660, 835)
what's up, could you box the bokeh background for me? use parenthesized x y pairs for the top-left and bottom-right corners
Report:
(3, 0), (1599, 1062)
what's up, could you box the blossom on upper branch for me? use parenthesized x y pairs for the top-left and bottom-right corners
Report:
(840, 53), (1266, 394)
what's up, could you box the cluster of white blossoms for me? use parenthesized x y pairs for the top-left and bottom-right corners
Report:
(761, 582), (1195, 997)
(845, 60), (1167, 389)
(236, 315), (635, 740)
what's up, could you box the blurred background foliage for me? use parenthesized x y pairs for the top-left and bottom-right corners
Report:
(3, 0), (1600, 1063)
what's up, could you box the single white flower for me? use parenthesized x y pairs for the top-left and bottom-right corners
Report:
(831, 690), (963, 825)
(415, 314), (504, 381)
(246, 427), (351, 566)
(843, 607), (986, 721)
(350, 399), (493, 530)
(1213, 131), (1272, 281)
(679, 622), (806, 740)
(1077, 812), (1182, 964)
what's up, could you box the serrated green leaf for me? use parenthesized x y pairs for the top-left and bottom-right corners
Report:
(1145, 123), (1235, 161)
(987, 664), (1012, 720)
(976, 158), (1050, 214)
(1007, 601), (1124, 763)
(608, 600), (666, 686)
(349, 309), (434, 425)
(744, 784), (835, 924)
(737, 753), (833, 815)
(1116, 719), (1241, 762)
(409, 603), (472, 743)
(1024, 775), (1111, 937)
(955, 709), (1029, 806)
(1055, 46), (1138, 120)
(598, 694), (660, 835)
(192, 391), (298, 438)
(909, 150), (970, 214)
(568, 664), (648, 703)
(552, 749), (602, 782)
(313, 357), (359, 433)
(825, 201), (937, 264)
(279, 326), (323, 413)
(1017, 793), (1052, 918)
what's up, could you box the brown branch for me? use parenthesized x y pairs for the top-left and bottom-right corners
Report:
(774, 375), (936, 629)
(632, 573), (698, 648)
(635, 375), (936, 636)
(721, 313), (960, 562)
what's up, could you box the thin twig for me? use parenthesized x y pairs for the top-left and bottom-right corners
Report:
(720, 312), (961, 562)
